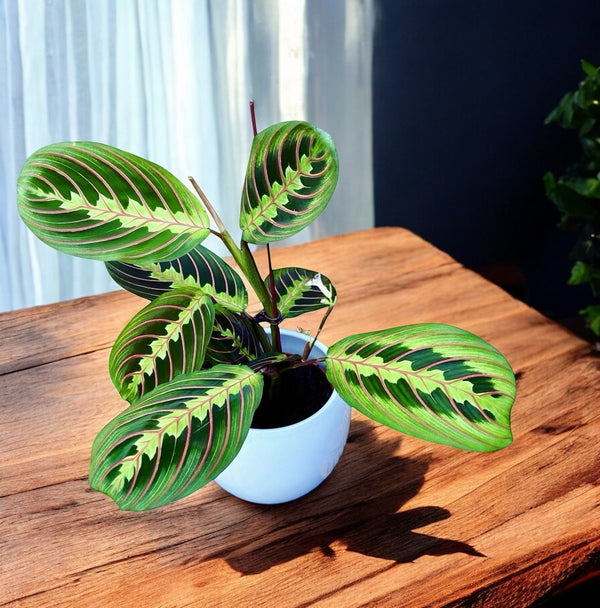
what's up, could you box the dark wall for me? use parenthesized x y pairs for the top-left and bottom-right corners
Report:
(373, 0), (600, 320)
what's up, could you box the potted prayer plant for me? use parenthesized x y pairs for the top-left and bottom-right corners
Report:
(17, 109), (517, 510)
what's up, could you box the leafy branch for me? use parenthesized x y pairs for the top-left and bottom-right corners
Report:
(544, 59), (600, 335)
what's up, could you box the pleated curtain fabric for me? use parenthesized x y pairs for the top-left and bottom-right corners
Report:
(0, 0), (374, 312)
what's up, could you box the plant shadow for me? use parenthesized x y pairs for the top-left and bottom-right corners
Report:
(218, 419), (484, 575)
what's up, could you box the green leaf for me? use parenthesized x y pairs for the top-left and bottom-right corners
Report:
(205, 308), (263, 366)
(105, 244), (248, 312)
(564, 175), (600, 199)
(17, 142), (209, 263)
(581, 304), (600, 336)
(568, 260), (600, 286)
(582, 59), (598, 77)
(267, 267), (337, 319)
(545, 91), (576, 127)
(109, 288), (215, 402)
(89, 365), (264, 510)
(545, 62), (600, 132)
(544, 172), (598, 224)
(240, 121), (339, 244)
(326, 324), (516, 452)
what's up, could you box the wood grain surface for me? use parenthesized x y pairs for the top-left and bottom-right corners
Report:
(1, 227), (598, 607)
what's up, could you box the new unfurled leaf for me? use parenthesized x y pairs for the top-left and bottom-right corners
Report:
(17, 142), (209, 263)
(105, 245), (247, 311)
(325, 324), (516, 452)
(240, 121), (338, 244)
(109, 288), (215, 402)
(89, 365), (263, 510)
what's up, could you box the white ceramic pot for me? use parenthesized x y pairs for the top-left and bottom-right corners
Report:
(215, 329), (351, 504)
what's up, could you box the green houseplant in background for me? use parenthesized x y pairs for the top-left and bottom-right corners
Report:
(17, 111), (517, 511)
(544, 60), (600, 337)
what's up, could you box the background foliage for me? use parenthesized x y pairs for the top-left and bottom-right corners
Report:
(544, 60), (600, 336)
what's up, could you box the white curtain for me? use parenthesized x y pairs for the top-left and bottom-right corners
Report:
(0, 0), (374, 312)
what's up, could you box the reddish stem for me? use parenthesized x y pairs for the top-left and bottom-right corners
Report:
(249, 100), (258, 138)
(249, 100), (281, 351)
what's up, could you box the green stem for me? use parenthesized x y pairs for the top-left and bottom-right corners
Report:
(240, 241), (280, 351)
(189, 176), (280, 351)
(266, 244), (282, 351)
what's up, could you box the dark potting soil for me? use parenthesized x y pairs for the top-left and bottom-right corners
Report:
(251, 362), (334, 429)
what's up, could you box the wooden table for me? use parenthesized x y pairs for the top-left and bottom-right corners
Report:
(1, 227), (598, 607)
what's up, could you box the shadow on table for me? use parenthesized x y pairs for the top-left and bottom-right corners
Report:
(220, 419), (484, 575)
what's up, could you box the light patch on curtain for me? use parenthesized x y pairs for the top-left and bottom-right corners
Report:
(278, 0), (307, 120)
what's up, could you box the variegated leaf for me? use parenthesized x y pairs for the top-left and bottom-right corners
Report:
(17, 142), (209, 263)
(89, 365), (263, 510)
(247, 351), (289, 372)
(326, 324), (516, 452)
(240, 121), (339, 244)
(266, 267), (336, 319)
(105, 245), (247, 311)
(109, 288), (215, 402)
(205, 309), (263, 366)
